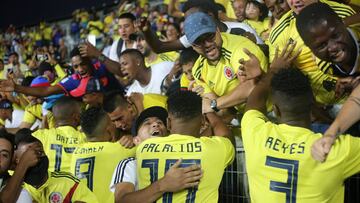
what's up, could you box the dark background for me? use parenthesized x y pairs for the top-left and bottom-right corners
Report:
(0, 0), (117, 30)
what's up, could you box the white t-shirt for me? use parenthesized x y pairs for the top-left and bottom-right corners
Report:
(179, 21), (264, 47)
(126, 61), (174, 96)
(110, 157), (137, 192)
(109, 39), (138, 62)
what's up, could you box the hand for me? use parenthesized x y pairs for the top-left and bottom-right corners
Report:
(118, 135), (135, 148)
(78, 41), (102, 58)
(270, 40), (301, 71)
(311, 135), (336, 162)
(18, 143), (43, 169)
(168, 60), (181, 79)
(159, 159), (202, 192)
(238, 48), (262, 80)
(335, 76), (360, 98)
(0, 79), (16, 92)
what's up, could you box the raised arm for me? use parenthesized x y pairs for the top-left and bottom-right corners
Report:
(1, 144), (41, 203)
(137, 18), (185, 53)
(204, 112), (234, 145)
(245, 41), (300, 113)
(79, 42), (124, 77)
(0, 79), (63, 97)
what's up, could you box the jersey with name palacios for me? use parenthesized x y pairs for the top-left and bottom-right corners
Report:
(33, 126), (87, 172)
(137, 134), (235, 203)
(70, 142), (136, 203)
(241, 110), (360, 203)
(24, 171), (99, 203)
(192, 32), (268, 112)
(269, 0), (355, 105)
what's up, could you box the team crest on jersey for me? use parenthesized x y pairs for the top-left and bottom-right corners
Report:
(49, 192), (63, 203)
(224, 66), (234, 80)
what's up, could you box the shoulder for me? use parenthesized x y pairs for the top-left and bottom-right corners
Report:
(269, 11), (294, 44)
(50, 171), (80, 183)
(322, 0), (355, 17)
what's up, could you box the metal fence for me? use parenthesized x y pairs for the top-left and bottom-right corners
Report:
(218, 137), (360, 203)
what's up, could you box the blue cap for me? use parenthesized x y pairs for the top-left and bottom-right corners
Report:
(0, 99), (12, 109)
(184, 12), (217, 44)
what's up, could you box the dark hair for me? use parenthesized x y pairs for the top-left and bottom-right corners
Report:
(179, 48), (199, 65)
(120, 49), (145, 61)
(0, 59), (3, 64)
(81, 107), (108, 137)
(167, 23), (181, 34)
(246, 0), (269, 21)
(119, 12), (136, 21)
(52, 96), (80, 121)
(167, 91), (202, 120)
(9, 52), (19, 57)
(14, 128), (40, 148)
(70, 47), (81, 58)
(21, 76), (35, 87)
(0, 129), (15, 154)
(38, 61), (54, 75)
(103, 91), (128, 113)
(296, 2), (342, 46)
(271, 68), (313, 113)
(183, 0), (219, 20)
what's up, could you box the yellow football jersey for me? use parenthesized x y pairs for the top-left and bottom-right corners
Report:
(33, 126), (87, 172)
(268, 0), (355, 105)
(146, 52), (177, 67)
(241, 110), (360, 203)
(70, 142), (135, 203)
(22, 103), (42, 124)
(137, 134), (235, 203)
(192, 32), (268, 112)
(24, 171), (98, 203)
(143, 94), (167, 109)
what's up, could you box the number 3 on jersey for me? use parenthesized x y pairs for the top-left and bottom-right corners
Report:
(142, 159), (201, 203)
(265, 156), (299, 203)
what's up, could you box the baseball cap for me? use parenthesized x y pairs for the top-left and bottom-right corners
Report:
(184, 12), (217, 44)
(133, 106), (168, 136)
(30, 76), (50, 87)
(70, 77), (103, 97)
(0, 99), (12, 109)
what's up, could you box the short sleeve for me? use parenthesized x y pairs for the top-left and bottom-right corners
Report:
(22, 108), (36, 124)
(179, 35), (191, 48)
(72, 180), (99, 202)
(110, 158), (137, 192)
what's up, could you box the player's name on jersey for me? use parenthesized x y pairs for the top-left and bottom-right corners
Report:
(73, 146), (104, 154)
(265, 136), (305, 154)
(56, 134), (81, 144)
(140, 142), (202, 153)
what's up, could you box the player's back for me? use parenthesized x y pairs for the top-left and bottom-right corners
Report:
(136, 134), (234, 203)
(33, 126), (87, 172)
(241, 110), (360, 203)
(70, 142), (136, 203)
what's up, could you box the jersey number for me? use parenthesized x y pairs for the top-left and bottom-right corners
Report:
(75, 157), (95, 190)
(50, 144), (75, 171)
(265, 156), (299, 203)
(142, 159), (201, 203)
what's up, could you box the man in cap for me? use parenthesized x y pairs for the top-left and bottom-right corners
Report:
(184, 11), (267, 113)
(0, 100), (13, 129)
(110, 106), (203, 203)
(70, 77), (104, 108)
